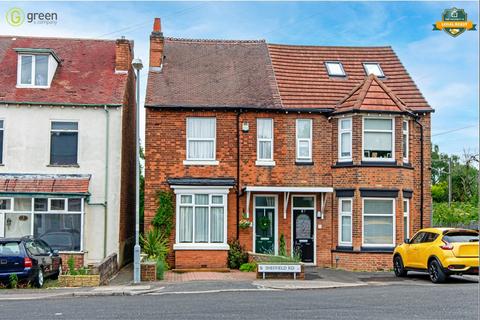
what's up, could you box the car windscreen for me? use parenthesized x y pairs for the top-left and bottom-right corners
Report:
(443, 232), (479, 243)
(0, 242), (21, 256)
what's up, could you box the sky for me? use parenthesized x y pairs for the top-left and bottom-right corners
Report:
(1, 1), (479, 157)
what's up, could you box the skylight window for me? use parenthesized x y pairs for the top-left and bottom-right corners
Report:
(325, 61), (346, 77)
(363, 63), (385, 77)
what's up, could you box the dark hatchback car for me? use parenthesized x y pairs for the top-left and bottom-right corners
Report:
(0, 237), (62, 288)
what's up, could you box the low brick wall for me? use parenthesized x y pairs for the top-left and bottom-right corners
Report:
(175, 250), (228, 269)
(331, 252), (393, 271)
(90, 253), (118, 285)
(58, 275), (100, 287)
(141, 262), (156, 281)
(60, 253), (84, 272)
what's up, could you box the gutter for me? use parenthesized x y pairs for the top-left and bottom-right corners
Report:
(103, 105), (110, 258)
(1, 101), (122, 108)
(414, 116), (424, 229)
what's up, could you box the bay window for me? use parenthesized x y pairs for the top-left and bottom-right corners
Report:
(296, 119), (312, 162)
(175, 190), (228, 249)
(403, 120), (409, 163)
(338, 198), (352, 246)
(363, 117), (394, 161)
(362, 198), (395, 247)
(256, 118), (274, 165)
(338, 118), (352, 161)
(186, 117), (216, 162)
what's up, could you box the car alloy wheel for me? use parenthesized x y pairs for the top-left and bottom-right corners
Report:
(36, 269), (44, 288)
(393, 256), (407, 277)
(428, 260), (447, 283)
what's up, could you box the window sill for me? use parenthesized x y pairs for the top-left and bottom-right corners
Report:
(361, 160), (395, 165)
(16, 84), (51, 89)
(173, 243), (230, 251)
(47, 164), (80, 168)
(331, 246), (394, 254)
(183, 160), (219, 166)
(360, 246), (395, 253)
(58, 251), (84, 254)
(295, 161), (313, 166)
(255, 160), (276, 167)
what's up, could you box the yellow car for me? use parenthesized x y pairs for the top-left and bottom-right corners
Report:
(393, 228), (479, 283)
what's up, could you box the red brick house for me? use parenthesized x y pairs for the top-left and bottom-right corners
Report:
(145, 18), (432, 271)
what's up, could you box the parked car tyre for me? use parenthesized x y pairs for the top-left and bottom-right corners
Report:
(34, 268), (44, 288)
(393, 255), (408, 277)
(428, 259), (448, 283)
(51, 264), (62, 280)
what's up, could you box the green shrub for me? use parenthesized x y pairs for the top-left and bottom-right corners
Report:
(140, 228), (169, 260)
(433, 202), (478, 226)
(239, 262), (257, 272)
(152, 191), (174, 238)
(67, 256), (78, 275)
(156, 256), (168, 280)
(227, 239), (248, 269)
(279, 234), (286, 257)
(8, 274), (18, 289)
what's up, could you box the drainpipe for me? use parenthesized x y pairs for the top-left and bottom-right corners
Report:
(414, 116), (424, 229)
(103, 105), (110, 258)
(236, 110), (241, 240)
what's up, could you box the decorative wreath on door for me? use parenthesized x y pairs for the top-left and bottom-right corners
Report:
(258, 216), (271, 231)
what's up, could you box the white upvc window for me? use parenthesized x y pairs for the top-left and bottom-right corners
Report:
(338, 118), (352, 161)
(296, 119), (312, 162)
(17, 54), (49, 87)
(174, 189), (229, 250)
(325, 61), (346, 77)
(403, 199), (409, 240)
(256, 118), (274, 166)
(185, 117), (217, 164)
(362, 198), (395, 247)
(338, 198), (352, 246)
(402, 120), (409, 163)
(363, 117), (395, 161)
(363, 63), (385, 77)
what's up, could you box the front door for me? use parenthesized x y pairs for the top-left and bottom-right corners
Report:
(293, 209), (315, 263)
(254, 196), (276, 254)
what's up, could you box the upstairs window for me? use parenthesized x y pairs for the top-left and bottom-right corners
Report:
(296, 119), (312, 162)
(18, 54), (49, 87)
(363, 117), (394, 161)
(338, 118), (352, 161)
(363, 63), (384, 77)
(325, 61), (346, 77)
(50, 121), (78, 165)
(257, 118), (274, 164)
(402, 120), (409, 163)
(186, 117), (216, 161)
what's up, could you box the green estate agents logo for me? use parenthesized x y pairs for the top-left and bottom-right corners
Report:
(433, 7), (477, 37)
(6, 7), (25, 27)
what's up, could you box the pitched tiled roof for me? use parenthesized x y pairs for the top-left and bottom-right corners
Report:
(146, 38), (282, 109)
(334, 74), (410, 114)
(0, 174), (90, 195)
(0, 36), (129, 106)
(267, 44), (432, 112)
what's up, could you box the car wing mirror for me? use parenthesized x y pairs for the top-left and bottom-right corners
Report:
(404, 238), (410, 244)
(52, 249), (60, 255)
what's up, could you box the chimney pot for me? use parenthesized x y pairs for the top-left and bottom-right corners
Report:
(153, 18), (161, 33)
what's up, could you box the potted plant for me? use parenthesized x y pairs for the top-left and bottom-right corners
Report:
(239, 213), (252, 229)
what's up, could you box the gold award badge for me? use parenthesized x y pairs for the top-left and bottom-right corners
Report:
(433, 7), (477, 37)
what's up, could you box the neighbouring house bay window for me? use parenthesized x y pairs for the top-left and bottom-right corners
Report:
(363, 117), (394, 161)
(257, 118), (274, 164)
(0, 197), (84, 251)
(18, 54), (49, 87)
(177, 193), (227, 245)
(338, 118), (352, 161)
(296, 119), (312, 162)
(363, 198), (395, 247)
(402, 120), (409, 163)
(338, 198), (352, 246)
(186, 117), (216, 161)
(50, 121), (79, 165)
(403, 199), (409, 240)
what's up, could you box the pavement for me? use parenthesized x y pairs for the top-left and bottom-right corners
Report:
(0, 264), (477, 300)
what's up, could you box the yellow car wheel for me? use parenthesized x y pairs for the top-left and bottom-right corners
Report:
(393, 255), (408, 277)
(428, 259), (448, 283)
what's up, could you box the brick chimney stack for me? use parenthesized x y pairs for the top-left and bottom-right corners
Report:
(149, 17), (164, 71)
(115, 36), (133, 72)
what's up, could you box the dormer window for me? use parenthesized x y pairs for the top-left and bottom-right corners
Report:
(15, 48), (60, 88)
(325, 61), (346, 77)
(363, 63), (384, 77)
